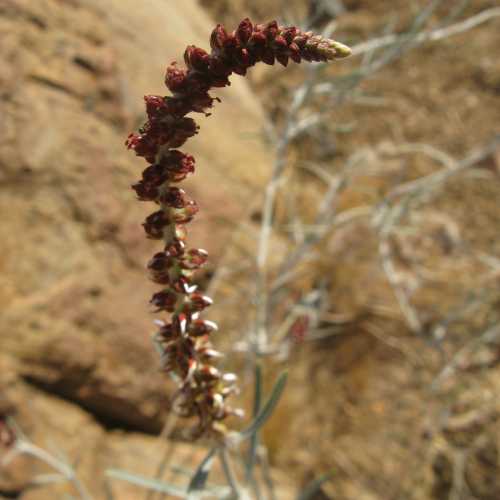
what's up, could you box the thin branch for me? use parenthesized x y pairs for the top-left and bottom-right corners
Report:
(432, 323), (500, 390)
(14, 438), (92, 500)
(350, 7), (500, 57)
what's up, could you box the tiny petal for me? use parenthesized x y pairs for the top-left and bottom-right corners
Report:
(197, 365), (221, 382)
(222, 373), (238, 383)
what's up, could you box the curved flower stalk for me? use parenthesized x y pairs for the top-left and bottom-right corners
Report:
(126, 18), (350, 438)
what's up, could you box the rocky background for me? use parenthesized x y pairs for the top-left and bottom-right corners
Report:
(1, 0), (500, 499)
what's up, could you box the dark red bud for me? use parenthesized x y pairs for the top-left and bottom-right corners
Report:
(143, 210), (170, 239)
(249, 31), (266, 47)
(171, 200), (198, 224)
(276, 53), (289, 66)
(184, 46), (210, 72)
(182, 248), (208, 270)
(208, 55), (230, 75)
(188, 319), (218, 337)
(196, 365), (220, 383)
(165, 239), (185, 257)
(184, 292), (212, 313)
(273, 35), (288, 51)
(261, 48), (275, 65)
(235, 18), (253, 45)
(281, 27), (298, 43)
(197, 346), (223, 361)
(210, 24), (229, 51)
(235, 47), (251, 67)
(160, 187), (187, 209)
(262, 20), (278, 40)
(147, 252), (173, 272)
(144, 95), (168, 118)
(150, 290), (178, 312)
(288, 42), (301, 63)
(165, 63), (188, 93)
(125, 133), (158, 161)
(142, 163), (168, 185)
(294, 34), (309, 49)
(132, 180), (159, 201)
(167, 117), (199, 149)
(171, 276), (193, 294)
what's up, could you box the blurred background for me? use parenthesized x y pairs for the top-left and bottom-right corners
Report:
(1, 0), (499, 498)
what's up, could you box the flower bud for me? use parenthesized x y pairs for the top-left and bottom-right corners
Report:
(197, 346), (223, 360)
(184, 46), (210, 73)
(188, 319), (218, 337)
(157, 322), (177, 341)
(281, 27), (298, 44)
(210, 24), (229, 51)
(144, 95), (168, 120)
(171, 200), (198, 224)
(292, 34), (308, 49)
(261, 48), (275, 65)
(288, 42), (301, 63)
(131, 180), (159, 201)
(165, 239), (185, 257)
(150, 289), (178, 312)
(184, 293), (213, 314)
(171, 276), (194, 294)
(147, 251), (174, 284)
(182, 248), (208, 270)
(165, 63), (188, 94)
(159, 150), (196, 183)
(276, 53), (289, 67)
(143, 210), (170, 239)
(235, 18), (253, 45)
(262, 20), (278, 41)
(148, 252), (173, 272)
(273, 35), (288, 51)
(208, 55), (232, 78)
(168, 117), (199, 148)
(248, 31), (266, 47)
(234, 47), (251, 68)
(125, 132), (158, 162)
(196, 365), (221, 383)
(160, 187), (187, 209)
(142, 163), (168, 185)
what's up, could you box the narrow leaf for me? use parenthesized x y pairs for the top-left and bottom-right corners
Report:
(105, 469), (186, 498)
(296, 471), (334, 500)
(239, 371), (288, 441)
(246, 362), (263, 481)
(187, 447), (217, 496)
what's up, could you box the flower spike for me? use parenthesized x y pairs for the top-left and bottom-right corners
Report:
(127, 18), (350, 439)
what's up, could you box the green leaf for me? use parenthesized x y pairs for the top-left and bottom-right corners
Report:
(105, 469), (186, 498)
(246, 363), (263, 481)
(296, 471), (334, 500)
(187, 447), (217, 497)
(239, 371), (288, 441)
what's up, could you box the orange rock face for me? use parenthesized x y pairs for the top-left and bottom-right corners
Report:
(0, 1), (271, 496)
